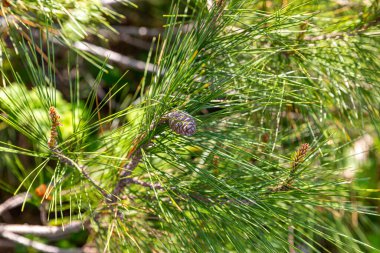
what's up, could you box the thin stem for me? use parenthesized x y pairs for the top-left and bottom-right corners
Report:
(51, 149), (110, 199)
(129, 178), (164, 190)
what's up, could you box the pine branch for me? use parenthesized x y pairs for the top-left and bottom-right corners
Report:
(110, 147), (143, 201)
(1, 1), (379, 251)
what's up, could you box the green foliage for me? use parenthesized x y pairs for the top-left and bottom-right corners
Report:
(0, 0), (379, 252)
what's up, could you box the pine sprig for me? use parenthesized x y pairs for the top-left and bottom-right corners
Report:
(291, 143), (310, 173)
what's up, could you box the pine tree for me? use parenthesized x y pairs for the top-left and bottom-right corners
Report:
(0, 0), (379, 252)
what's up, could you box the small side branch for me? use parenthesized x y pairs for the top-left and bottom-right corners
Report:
(52, 149), (109, 199)
(111, 148), (143, 200)
(0, 231), (82, 253)
(129, 178), (164, 190)
(0, 221), (84, 238)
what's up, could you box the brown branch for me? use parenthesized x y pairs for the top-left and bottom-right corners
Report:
(129, 178), (164, 190)
(110, 147), (143, 202)
(107, 111), (197, 212)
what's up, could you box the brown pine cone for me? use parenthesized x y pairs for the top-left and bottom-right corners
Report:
(165, 111), (196, 136)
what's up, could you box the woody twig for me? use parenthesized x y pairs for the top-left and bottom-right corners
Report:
(109, 111), (197, 204)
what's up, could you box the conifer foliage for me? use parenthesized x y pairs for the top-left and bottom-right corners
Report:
(0, 0), (379, 252)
